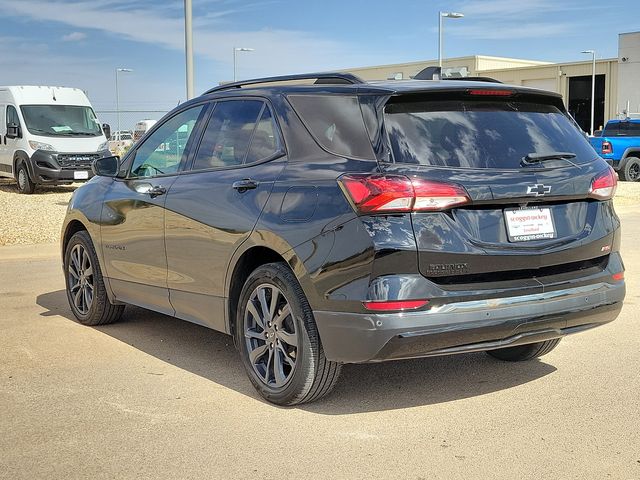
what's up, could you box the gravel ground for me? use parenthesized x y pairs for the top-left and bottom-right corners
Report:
(0, 177), (639, 247)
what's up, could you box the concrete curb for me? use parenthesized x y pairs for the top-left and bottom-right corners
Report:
(0, 242), (60, 261)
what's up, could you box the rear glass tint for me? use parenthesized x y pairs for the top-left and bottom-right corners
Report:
(603, 121), (640, 137)
(287, 94), (375, 159)
(384, 99), (597, 169)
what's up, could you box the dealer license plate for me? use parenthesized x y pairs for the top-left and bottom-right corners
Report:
(505, 207), (556, 242)
(74, 170), (89, 180)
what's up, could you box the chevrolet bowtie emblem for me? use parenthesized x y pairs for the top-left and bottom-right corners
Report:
(527, 184), (551, 196)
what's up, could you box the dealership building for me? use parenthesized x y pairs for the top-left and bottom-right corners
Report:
(346, 31), (640, 134)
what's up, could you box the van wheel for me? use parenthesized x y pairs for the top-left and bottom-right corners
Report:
(16, 163), (35, 194)
(486, 338), (561, 362)
(236, 262), (341, 406)
(621, 156), (640, 182)
(64, 231), (125, 326)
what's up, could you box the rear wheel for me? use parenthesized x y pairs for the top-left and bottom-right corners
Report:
(236, 262), (341, 405)
(620, 156), (640, 182)
(64, 231), (124, 326)
(486, 338), (561, 362)
(16, 162), (35, 194)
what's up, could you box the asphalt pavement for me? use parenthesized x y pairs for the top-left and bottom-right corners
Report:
(1, 208), (639, 479)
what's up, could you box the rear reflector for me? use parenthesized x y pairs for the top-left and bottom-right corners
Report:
(612, 272), (624, 281)
(363, 300), (429, 311)
(601, 141), (613, 155)
(467, 89), (515, 96)
(588, 166), (617, 200)
(339, 174), (470, 214)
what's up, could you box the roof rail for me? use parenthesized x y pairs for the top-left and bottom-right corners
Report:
(204, 72), (365, 95)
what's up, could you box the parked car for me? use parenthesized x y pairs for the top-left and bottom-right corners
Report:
(62, 72), (625, 405)
(108, 130), (134, 155)
(589, 118), (640, 181)
(133, 119), (157, 142)
(0, 85), (111, 193)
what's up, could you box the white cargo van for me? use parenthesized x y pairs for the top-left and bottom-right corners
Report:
(0, 86), (110, 193)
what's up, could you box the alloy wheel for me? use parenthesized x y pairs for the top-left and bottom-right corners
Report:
(629, 162), (640, 181)
(68, 244), (94, 315)
(244, 283), (298, 388)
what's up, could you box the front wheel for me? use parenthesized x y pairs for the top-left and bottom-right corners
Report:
(16, 162), (35, 194)
(64, 231), (124, 326)
(486, 338), (561, 362)
(236, 262), (341, 406)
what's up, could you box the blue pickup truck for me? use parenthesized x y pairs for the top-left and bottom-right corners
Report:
(589, 119), (640, 181)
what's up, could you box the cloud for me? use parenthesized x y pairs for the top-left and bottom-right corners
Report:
(0, 0), (382, 76)
(61, 31), (86, 42)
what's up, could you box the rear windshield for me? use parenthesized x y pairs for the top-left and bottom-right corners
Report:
(384, 99), (597, 169)
(602, 121), (640, 137)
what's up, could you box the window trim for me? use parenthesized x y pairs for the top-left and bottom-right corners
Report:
(187, 97), (286, 173)
(124, 101), (212, 180)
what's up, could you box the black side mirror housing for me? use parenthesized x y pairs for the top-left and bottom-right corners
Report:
(92, 155), (120, 177)
(6, 122), (21, 139)
(102, 123), (111, 140)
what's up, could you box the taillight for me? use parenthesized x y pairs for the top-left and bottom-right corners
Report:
(467, 89), (515, 96)
(339, 174), (470, 214)
(363, 299), (429, 311)
(601, 141), (613, 155)
(588, 167), (617, 200)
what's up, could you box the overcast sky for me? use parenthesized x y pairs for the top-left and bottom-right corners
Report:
(1, 0), (639, 114)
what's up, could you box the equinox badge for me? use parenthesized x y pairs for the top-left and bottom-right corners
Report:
(527, 184), (551, 196)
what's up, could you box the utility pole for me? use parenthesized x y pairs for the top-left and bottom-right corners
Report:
(184, 0), (194, 100)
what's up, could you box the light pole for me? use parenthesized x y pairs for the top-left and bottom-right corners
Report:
(438, 12), (464, 68)
(184, 0), (194, 100)
(115, 68), (132, 134)
(581, 49), (596, 135)
(233, 47), (254, 82)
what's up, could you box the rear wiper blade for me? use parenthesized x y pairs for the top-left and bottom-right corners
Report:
(521, 152), (577, 166)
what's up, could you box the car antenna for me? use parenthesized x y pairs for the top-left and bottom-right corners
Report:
(51, 87), (57, 102)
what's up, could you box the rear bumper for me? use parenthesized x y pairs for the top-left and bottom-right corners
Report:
(314, 280), (625, 363)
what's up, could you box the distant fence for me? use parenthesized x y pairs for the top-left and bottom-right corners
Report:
(95, 110), (169, 134)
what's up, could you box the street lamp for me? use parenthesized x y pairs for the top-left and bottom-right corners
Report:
(115, 68), (133, 134)
(233, 47), (254, 82)
(581, 49), (596, 136)
(438, 11), (464, 68)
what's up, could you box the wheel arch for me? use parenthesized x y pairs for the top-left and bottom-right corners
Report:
(62, 219), (89, 256)
(13, 150), (33, 180)
(226, 244), (293, 337)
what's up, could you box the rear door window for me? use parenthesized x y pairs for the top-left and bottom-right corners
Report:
(384, 99), (597, 169)
(192, 100), (264, 170)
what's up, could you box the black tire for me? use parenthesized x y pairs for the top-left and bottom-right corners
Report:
(64, 230), (124, 326)
(235, 262), (341, 406)
(486, 338), (561, 362)
(620, 156), (640, 182)
(16, 162), (35, 194)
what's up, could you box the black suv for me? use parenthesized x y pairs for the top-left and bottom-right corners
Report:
(61, 72), (625, 405)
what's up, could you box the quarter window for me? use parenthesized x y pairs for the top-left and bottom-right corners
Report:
(245, 106), (281, 164)
(130, 105), (205, 178)
(6, 105), (20, 128)
(192, 100), (264, 170)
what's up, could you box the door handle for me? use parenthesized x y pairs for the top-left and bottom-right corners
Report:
(232, 178), (259, 192)
(148, 185), (167, 198)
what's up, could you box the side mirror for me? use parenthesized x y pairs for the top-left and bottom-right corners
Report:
(92, 155), (120, 177)
(593, 130), (602, 137)
(102, 123), (111, 140)
(6, 122), (21, 139)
